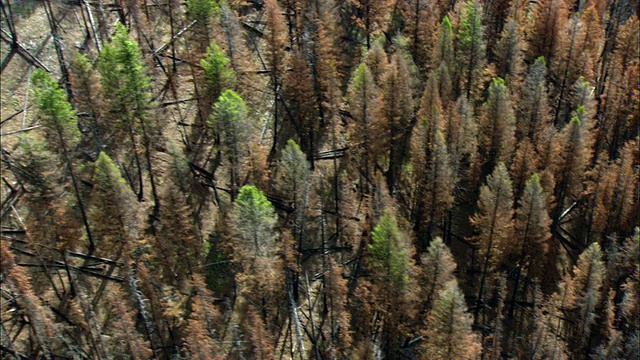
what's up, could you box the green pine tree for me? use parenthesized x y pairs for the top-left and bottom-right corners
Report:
(230, 185), (277, 258)
(455, 0), (486, 99)
(211, 89), (252, 199)
(32, 69), (95, 251)
(369, 209), (411, 290)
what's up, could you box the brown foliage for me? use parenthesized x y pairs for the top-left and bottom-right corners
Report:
(528, 0), (567, 61)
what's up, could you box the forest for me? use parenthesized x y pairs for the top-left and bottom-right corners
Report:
(0, 0), (638, 358)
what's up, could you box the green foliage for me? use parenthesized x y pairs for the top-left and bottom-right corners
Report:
(232, 185), (277, 257)
(72, 52), (93, 75)
(211, 89), (251, 159)
(99, 23), (151, 121)
(526, 172), (541, 187)
(213, 89), (246, 126)
(94, 152), (127, 195)
(457, 1), (482, 46)
(186, 0), (219, 24)
(369, 210), (410, 289)
(31, 69), (80, 144)
(455, 0), (486, 97)
(350, 63), (372, 95)
(201, 40), (236, 99)
(435, 16), (454, 67)
(572, 105), (587, 124)
(570, 115), (582, 126)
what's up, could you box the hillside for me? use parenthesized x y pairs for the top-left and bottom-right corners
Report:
(0, 0), (638, 359)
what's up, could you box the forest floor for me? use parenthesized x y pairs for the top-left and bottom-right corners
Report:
(0, 1), (91, 139)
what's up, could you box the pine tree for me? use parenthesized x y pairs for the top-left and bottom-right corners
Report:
(105, 286), (153, 359)
(90, 152), (137, 254)
(369, 209), (412, 290)
(483, 0), (512, 57)
(365, 41), (388, 87)
(210, 90), (252, 200)
(200, 40), (236, 121)
(618, 258), (639, 343)
(153, 187), (203, 288)
(417, 72), (443, 147)
(420, 237), (457, 311)
(593, 289), (624, 359)
(383, 53), (414, 192)
(185, 0), (218, 49)
(510, 138), (541, 201)
(264, 0), (288, 159)
(350, 0), (393, 49)
(456, 95), (479, 166)
(432, 16), (454, 72)
(99, 23), (151, 128)
(182, 274), (224, 359)
(1, 242), (55, 359)
(528, 0), (566, 61)
(494, 19), (524, 84)
(31, 68), (95, 252)
(368, 208), (417, 355)
(12, 134), (58, 205)
(12, 134), (83, 251)
(517, 56), (552, 144)
(594, 16), (639, 158)
(509, 173), (552, 317)
(242, 305), (275, 359)
(470, 162), (514, 321)
(585, 140), (637, 241)
(560, 242), (607, 355)
(455, 0), (487, 99)
(324, 258), (353, 355)
(528, 286), (570, 359)
(98, 23), (158, 212)
(219, 2), (257, 106)
(550, 112), (592, 220)
(312, 0), (343, 132)
(283, 51), (319, 167)
(551, 14), (590, 126)
(399, 0), (437, 70)
(477, 77), (516, 177)
(391, 34), (422, 104)
(347, 62), (386, 190)
(229, 185), (277, 259)
(410, 115), (456, 248)
(186, 0), (217, 25)
(604, 140), (636, 235)
(276, 139), (311, 249)
(423, 279), (481, 359)
(69, 52), (104, 153)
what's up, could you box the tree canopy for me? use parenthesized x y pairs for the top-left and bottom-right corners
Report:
(1, 1), (637, 358)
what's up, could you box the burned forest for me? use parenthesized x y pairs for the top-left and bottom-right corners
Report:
(0, 0), (638, 359)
